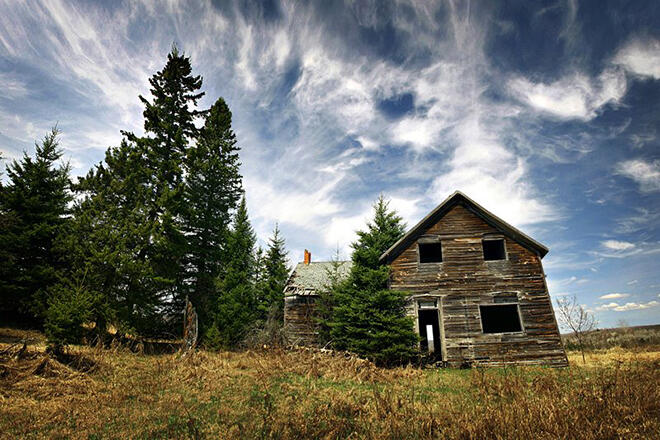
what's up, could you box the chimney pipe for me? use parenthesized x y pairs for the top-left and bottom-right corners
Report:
(304, 249), (311, 265)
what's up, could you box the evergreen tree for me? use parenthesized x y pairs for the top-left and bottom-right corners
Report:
(44, 270), (95, 349)
(57, 46), (207, 339)
(252, 246), (268, 314)
(123, 45), (206, 314)
(212, 197), (257, 348)
(0, 153), (13, 317)
(329, 196), (417, 366)
(0, 128), (72, 325)
(183, 97), (243, 330)
(259, 224), (289, 322)
(316, 247), (345, 346)
(61, 139), (161, 337)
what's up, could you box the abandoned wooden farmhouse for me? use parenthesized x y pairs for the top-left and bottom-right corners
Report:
(283, 191), (568, 367)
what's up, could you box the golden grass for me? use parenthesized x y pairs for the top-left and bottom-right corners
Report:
(1, 329), (659, 440)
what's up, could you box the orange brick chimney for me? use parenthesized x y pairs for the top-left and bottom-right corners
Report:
(304, 249), (311, 265)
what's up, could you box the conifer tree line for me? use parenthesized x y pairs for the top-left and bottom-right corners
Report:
(0, 47), (419, 365)
(0, 47), (290, 349)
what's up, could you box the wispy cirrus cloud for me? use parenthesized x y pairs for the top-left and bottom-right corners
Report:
(507, 68), (627, 120)
(614, 39), (660, 79)
(593, 239), (660, 259)
(616, 159), (660, 192)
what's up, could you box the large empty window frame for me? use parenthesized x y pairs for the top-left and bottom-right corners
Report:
(482, 238), (506, 261)
(419, 242), (443, 263)
(480, 304), (522, 333)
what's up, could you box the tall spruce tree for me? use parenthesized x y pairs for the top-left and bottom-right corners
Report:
(328, 196), (418, 366)
(259, 224), (289, 323)
(211, 197), (257, 348)
(123, 45), (206, 313)
(183, 97), (243, 330)
(0, 128), (72, 325)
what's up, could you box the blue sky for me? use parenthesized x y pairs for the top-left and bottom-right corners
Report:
(0, 0), (658, 328)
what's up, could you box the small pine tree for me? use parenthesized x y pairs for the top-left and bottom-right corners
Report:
(44, 271), (96, 350)
(329, 196), (418, 366)
(259, 224), (289, 323)
(203, 322), (223, 351)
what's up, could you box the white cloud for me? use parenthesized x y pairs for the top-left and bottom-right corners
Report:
(428, 117), (558, 227)
(601, 240), (635, 251)
(324, 211), (370, 254)
(616, 159), (660, 192)
(390, 117), (438, 152)
(245, 175), (342, 231)
(356, 136), (378, 151)
(614, 39), (660, 79)
(599, 293), (630, 300)
(0, 73), (28, 98)
(508, 68), (626, 120)
(388, 196), (424, 227)
(597, 300), (660, 312)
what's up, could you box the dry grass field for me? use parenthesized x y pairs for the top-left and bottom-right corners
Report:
(1, 327), (659, 440)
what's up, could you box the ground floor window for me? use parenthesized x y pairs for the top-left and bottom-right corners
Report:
(479, 304), (522, 333)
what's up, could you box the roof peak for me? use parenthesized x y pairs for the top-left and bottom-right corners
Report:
(379, 190), (549, 263)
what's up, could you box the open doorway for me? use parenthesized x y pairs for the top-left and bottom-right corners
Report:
(418, 308), (441, 359)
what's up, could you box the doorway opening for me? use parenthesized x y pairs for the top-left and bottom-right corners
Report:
(418, 308), (441, 359)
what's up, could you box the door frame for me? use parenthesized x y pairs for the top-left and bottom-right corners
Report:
(412, 294), (447, 361)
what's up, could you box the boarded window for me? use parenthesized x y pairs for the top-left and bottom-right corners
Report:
(419, 242), (443, 263)
(483, 239), (506, 260)
(480, 304), (522, 333)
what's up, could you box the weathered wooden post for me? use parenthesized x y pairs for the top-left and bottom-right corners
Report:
(182, 297), (198, 352)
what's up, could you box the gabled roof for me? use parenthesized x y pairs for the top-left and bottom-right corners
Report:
(379, 191), (549, 263)
(284, 261), (352, 297)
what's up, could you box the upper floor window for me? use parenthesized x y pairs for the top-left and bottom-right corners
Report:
(483, 238), (506, 261)
(419, 242), (443, 263)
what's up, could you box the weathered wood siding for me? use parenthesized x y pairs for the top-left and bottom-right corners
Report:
(284, 295), (319, 346)
(390, 203), (567, 367)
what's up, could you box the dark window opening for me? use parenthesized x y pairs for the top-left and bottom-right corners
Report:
(483, 239), (506, 260)
(419, 242), (443, 263)
(480, 304), (522, 333)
